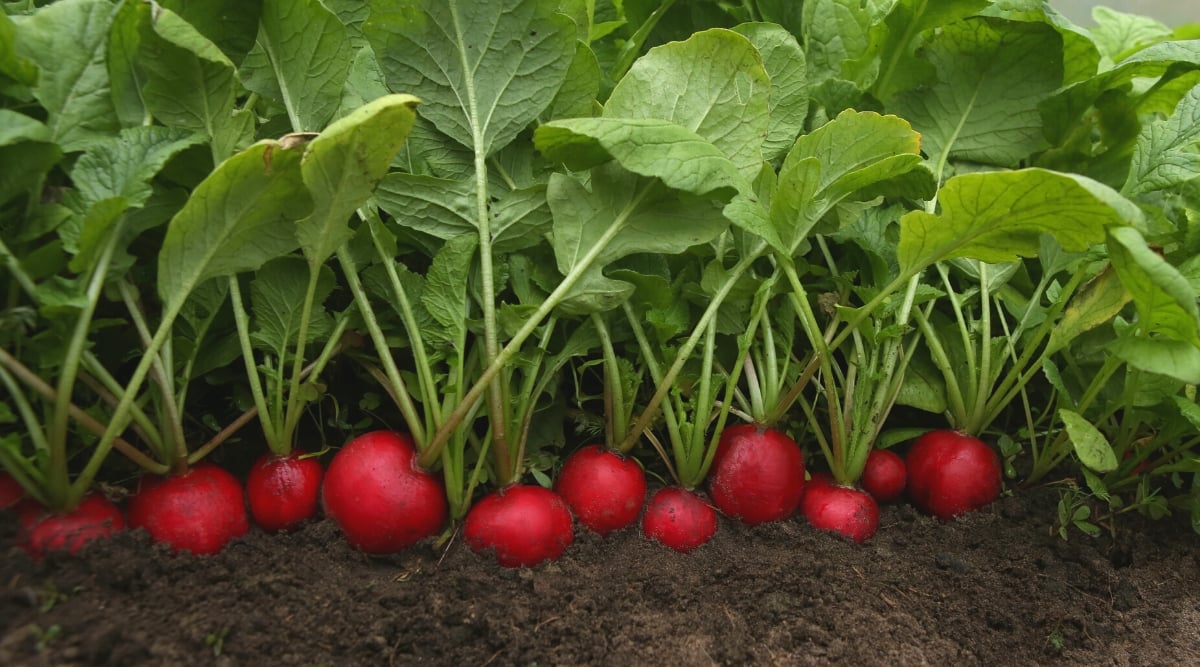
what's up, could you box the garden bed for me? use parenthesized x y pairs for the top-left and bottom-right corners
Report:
(2, 488), (1197, 666)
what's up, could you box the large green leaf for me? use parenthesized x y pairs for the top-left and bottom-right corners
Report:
(547, 165), (729, 313)
(898, 169), (1137, 273)
(132, 3), (242, 157)
(1123, 83), (1200, 196)
(731, 22), (807, 163)
(0, 111), (59, 208)
(605, 28), (770, 178)
(421, 233), (477, 346)
(1045, 265), (1131, 355)
(71, 126), (205, 208)
(11, 0), (120, 151)
(1041, 40), (1200, 144)
(297, 94), (419, 266)
(160, 0), (263, 65)
(157, 140), (312, 308)
(1089, 6), (1172, 63)
(868, 0), (992, 102)
(1107, 226), (1200, 345)
(891, 17), (1063, 171)
(802, 0), (876, 89)
(1108, 337), (1200, 385)
(0, 12), (37, 89)
(534, 118), (746, 198)
(246, 0), (353, 132)
(364, 0), (576, 156)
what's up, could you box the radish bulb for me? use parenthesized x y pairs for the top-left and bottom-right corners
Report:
(246, 451), (324, 533)
(709, 424), (805, 524)
(21, 494), (125, 559)
(554, 444), (646, 536)
(463, 484), (574, 567)
(801, 482), (879, 542)
(906, 430), (1002, 520)
(641, 487), (718, 553)
(128, 463), (249, 555)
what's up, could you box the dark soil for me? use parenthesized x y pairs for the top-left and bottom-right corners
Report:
(2, 489), (1198, 667)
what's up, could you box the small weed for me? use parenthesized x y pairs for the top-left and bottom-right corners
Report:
(206, 626), (230, 657)
(32, 624), (62, 652)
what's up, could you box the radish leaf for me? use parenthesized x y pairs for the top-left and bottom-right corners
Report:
(1058, 408), (1118, 473)
(249, 257), (337, 358)
(1123, 83), (1200, 196)
(1107, 226), (1200, 345)
(732, 22), (807, 162)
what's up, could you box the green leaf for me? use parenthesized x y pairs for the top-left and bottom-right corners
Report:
(71, 126), (204, 208)
(605, 28), (770, 179)
(1123, 83), (1200, 197)
(802, 0), (875, 90)
(1108, 337), (1200, 385)
(896, 349), (949, 414)
(365, 0), (576, 156)
(250, 257), (336, 358)
(891, 17), (1063, 171)
(547, 165), (729, 314)
(732, 22), (808, 162)
(535, 117), (746, 197)
(298, 94), (419, 266)
(1046, 265), (1131, 355)
(1041, 40), (1200, 145)
(1089, 6), (1172, 63)
(898, 169), (1138, 274)
(421, 233), (477, 346)
(493, 185), (553, 253)
(11, 0), (120, 151)
(1058, 408), (1118, 473)
(869, 0), (992, 102)
(0, 111), (59, 208)
(0, 12), (37, 89)
(375, 173), (476, 239)
(160, 0), (263, 65)
(774, 110), (926, 253)
(158, 140), (312, 309)
(250, 0), (353, 132)
(132, 4), (241, 156)
(545, 41), (601, 121)
(1107, 226), (1200, 345)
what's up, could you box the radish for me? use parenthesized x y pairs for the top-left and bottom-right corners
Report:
(321, 430), (447, 554)
(0, 471), (24, 509)
(709, 424), (806, 524)
(463, 484), (574, 567)
(861, 449), (907, 503)
(906, 430), (1002, 520)
(246, 451), (324, 533)
(128, 463), (249, 555)
(641, 487), (718, 553)
(21, 494), (125, 559)
(554, 444), (646, 536)
(801, 482), (879, 542)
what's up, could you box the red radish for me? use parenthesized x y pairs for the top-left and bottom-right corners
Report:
(21, 494), (125, 559)
(906, 430), (1002, 520)
(554, 444), (646, 536)
(463, 484), (574, 567)
(709, 424), (806, 524)
(801, 482), (879, 542)
(861, 449), (907, 503)
(0, 471), (24, 509)
(641, 487), (718, 553)
(321, 430), (447, 554)
(128, 463), (249, 555)
(246, 451), (324, 533)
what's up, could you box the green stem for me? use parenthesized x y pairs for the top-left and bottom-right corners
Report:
(280, 267), (324, 454)
(80, 353), (162, 451)
(46, 223), (123, 503)
(336, 246), (427, 447)
(228, 276), (281, 452)
(591, 314), (621, 450)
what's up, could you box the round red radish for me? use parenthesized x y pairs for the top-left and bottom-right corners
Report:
(321, 430), (447, 554)
(21, 494), (125, 559)
(801, 482), (879, 542)
(0, 471), (24, 509)
(641, 487), (718, 553)
(906, 430), (1002, 520)
(246, 451), (324, 533)
(128, 463), (249, 555)
(709, 424), (805, 525)
(554, 444), (646, 536)
(861, 449), (907, 503)
(463, 484), (574, 567)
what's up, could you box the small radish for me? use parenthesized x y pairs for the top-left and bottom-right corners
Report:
(0, 471), (24, 509)
(641, 487), (718, 553)
(464, 484), (574, 567)
(554, 444), (646, 536)
(246, 451), (324, 533)
(322, 430), (447, 554)
(906, 430), (1002, 520)
(801, 482), (879, 542)
(21, 494), (125, 559)
(128, 463), (249, 555)
(861, 449), (907, 503)
(709, 424), (806, 525)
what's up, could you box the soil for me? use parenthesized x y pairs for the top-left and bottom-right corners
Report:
(1, 488), (1198, 667)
